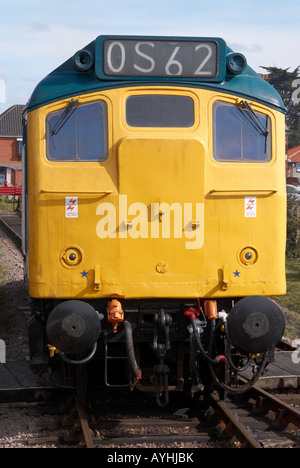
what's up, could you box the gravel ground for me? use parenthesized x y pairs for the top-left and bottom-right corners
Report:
(0, 225), (41, 447)
(0, 224), (28, 361)
(0, 407), (64, 448)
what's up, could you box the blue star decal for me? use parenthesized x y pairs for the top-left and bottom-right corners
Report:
(81, 270), (88, 278)
(233, 270), (240, 277)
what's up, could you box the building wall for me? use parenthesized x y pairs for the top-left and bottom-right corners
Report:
(0, 136), (22, 186)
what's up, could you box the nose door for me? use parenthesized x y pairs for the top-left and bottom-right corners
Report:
(116, 137), (205, 298)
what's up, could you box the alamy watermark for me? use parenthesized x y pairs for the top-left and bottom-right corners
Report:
(0, 340), (6, 363)
(95, 195), (204, 250)
(291, 339), (300, 364)
(292, 79), (300, 104)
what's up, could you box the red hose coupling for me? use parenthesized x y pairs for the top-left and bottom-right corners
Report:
(184, 307), (199, 319)
(131, 368), (142, 381)
(219, 355), (227, 363)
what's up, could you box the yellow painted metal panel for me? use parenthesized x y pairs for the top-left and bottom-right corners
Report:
(26, 87), (286, 299)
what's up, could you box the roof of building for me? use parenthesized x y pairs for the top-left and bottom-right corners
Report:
(0, 105), (25, 137)
(287, 145), (300, 163)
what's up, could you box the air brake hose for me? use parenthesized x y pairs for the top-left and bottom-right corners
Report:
(190, 317), (226, 365)
(208, 352), (268, 394)
(124, 321), (141, 379)
(223, 320), (252, 372)
(187, 308), (268, 394)
(58, 342), (97, 365)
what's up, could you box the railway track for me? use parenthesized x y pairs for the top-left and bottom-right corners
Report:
(0, 212), (22, 249)
(207, 385), (300, 448)
(26, 394), (216, 448)
(21, 385), (299, 449)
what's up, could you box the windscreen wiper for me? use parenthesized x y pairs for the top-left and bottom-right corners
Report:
(50, 98), (79, 136)
(238, 100), (269, 137)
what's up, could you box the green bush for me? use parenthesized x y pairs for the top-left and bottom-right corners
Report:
(286, 196), (300, 258)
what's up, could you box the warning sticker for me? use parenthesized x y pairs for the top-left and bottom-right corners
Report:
(65, 197), (78, 218)
(245, 196), (256, 217)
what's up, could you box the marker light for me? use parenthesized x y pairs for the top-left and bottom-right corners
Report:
(227, 53), (247, 74)
(239, 247), (258, 266)
(60, 246), (83, 268)
(73, 49), (94, 71)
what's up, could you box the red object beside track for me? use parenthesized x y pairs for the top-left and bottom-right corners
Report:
(0, 187), (22, 195)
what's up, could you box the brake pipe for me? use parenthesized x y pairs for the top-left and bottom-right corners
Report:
(209, 352), (268, 394)
(185, 304), (268, 393)
(184, 307), (226, 365)
(216, 309), (252, 372)
(222, 320), (252, 372)
(124, 321), (141, 380)
(57, 342), (98, 365)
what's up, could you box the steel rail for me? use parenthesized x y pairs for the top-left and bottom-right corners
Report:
(209, 392), (262, 448)
(0, 216), (22, 247)
(241, 379), (300, 428)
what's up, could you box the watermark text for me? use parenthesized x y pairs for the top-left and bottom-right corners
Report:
(0, 340), (6, 363)
(107, 451), (194, 464)
(291, 339), (300, 364)
(292, 79), (300, 104)
(96, 195), (204, 250)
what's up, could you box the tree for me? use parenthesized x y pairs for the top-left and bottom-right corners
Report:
(261, 66), (300, 147)
(286, 196), (300, 258)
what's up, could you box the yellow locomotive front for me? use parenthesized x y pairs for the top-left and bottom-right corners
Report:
(25, 92), (286, 300)
(23, 36), (286, 401)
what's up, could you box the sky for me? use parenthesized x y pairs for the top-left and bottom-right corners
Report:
(0, 0), (300, 113)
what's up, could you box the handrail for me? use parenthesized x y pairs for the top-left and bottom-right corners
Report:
(40, 189), (112, 194)
(208, 189), (277, 197)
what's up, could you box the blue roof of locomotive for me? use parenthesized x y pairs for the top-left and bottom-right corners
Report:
(26, 38), (285, 113)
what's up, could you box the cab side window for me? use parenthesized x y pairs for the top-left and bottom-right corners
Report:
(46, 101), (108, 161)
(213, 101), (271, 162)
